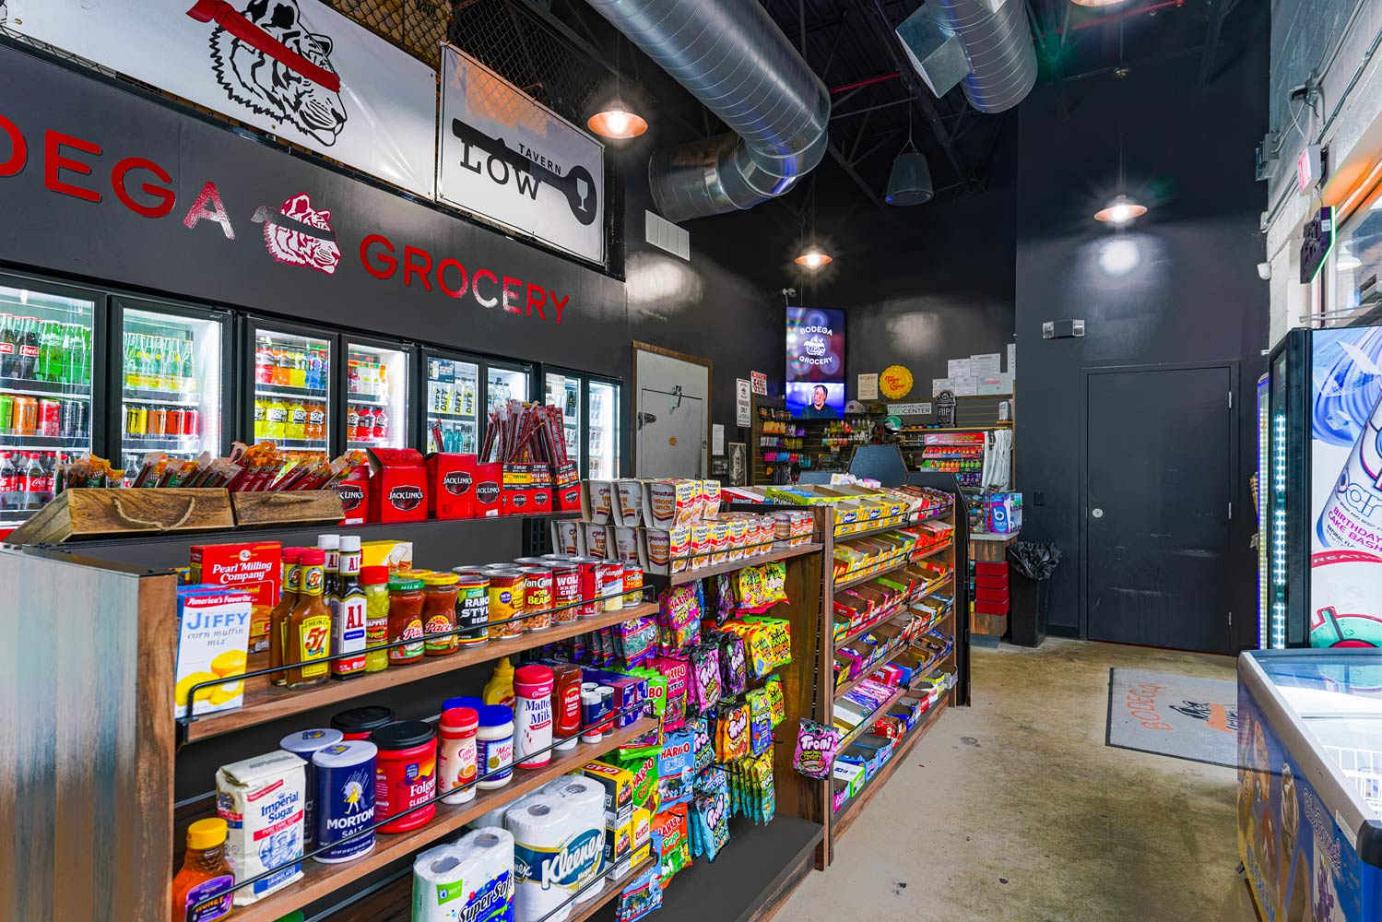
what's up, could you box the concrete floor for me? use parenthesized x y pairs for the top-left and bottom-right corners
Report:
(780, 638), (1259, 922)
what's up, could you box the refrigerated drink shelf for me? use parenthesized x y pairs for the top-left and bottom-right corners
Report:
(347, 393), (388, 407)
(124, 435), (200, 450)
(0, 378), (91, 398)
(0, 434), (88, 450)
(257, 385), (328, 401)
(428, 410), (476, 423)
(275, 438), (328, 450)
(124, 390), (201, 406)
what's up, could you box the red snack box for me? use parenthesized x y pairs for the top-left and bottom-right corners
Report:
(427, 453), (478, 520)
(472, 461), (503, 518)
(336, 464), (370, 525)
(189, 541), (282, 654)
(368, 448), (429, 523)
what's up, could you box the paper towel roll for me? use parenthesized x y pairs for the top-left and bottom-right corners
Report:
(412, 830), (516, 922)
(507, 795), (603, 922)
(541, 775), (607, 901)
(411, 843), (469, 922)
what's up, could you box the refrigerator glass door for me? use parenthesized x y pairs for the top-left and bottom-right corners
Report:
(545, 372), (582, 466)
(119, 307), (222, 478)
(347, 344), (408, 450)
(487, 365), (529, 414)
(0, 282), (95, 527)
(252, 328), (330, 452)
(426, 355), (480, 454)
(588, 380), (619, 480)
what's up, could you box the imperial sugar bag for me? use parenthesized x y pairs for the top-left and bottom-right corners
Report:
(411, 828), (514, 922)
(507, 795), (604, 922)
(215, 750), (306, 906)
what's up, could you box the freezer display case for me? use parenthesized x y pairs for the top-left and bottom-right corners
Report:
(346, 339), (410, 451)
(249, 321), (331, 453)
(425, 352), (480, 454)
(588, 377), (620, 479)
(1238, 649), (1382, 921)
(116, 298), (227, 478)
(1264, 326), (1382, 649)
(486, 361), (530, 414)
(0, 277), (97, 529)
(545, 371), (582, 465)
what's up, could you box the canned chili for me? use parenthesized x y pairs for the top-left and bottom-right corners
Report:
(596, 561), (625, 612)
(546, 561), (581, 624)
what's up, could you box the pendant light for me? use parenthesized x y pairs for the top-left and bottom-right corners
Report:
(587, 35), (648, 140)
(885, 104), (934, 207)
(1093, 16), (1146, 226)
(794, 177), (832, 270)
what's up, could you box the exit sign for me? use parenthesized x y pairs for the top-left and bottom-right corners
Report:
(1297, 144), (1326, 193)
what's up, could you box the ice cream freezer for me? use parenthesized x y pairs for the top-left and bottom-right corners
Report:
(1238, 649), (1382, 920)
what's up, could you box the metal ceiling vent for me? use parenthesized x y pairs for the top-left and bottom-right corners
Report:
(585, 0), (831, 222)
(896, 0), (1037, 114)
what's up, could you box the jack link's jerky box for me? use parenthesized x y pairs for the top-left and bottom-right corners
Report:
(190, 541), (282, 655)
(217, 751), (307, 905)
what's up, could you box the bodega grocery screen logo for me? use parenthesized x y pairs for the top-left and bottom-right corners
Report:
(0, 115), (572, 324)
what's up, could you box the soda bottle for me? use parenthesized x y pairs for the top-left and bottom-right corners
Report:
(256, 340), (272, 386)
(253, 397), (267, 439)
(24, 453), (44, 510)
(286, 399), (307, 441)
(0, 453), (14, 512)
(0, 313), (15, 378)
(73, 326), (91, 386)
(272, 347), (290, 387)
(373, 406), (388, 443)
(180, 337), (195, 392)
(0, 393), (11, 435)
(17, 317), (39, 379)
(348, 358), (361, 397)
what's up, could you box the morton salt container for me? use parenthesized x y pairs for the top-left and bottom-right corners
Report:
(313, 739), (377, 863)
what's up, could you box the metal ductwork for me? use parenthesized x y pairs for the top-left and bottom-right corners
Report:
(584, 0), (831, 222)
(896, 0), (1037, 114)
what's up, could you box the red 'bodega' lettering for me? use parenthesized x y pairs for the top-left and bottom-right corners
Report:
(359, 235), (570, 324)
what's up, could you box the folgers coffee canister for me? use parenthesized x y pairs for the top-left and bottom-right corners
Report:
(519, 566), (554, 632)
(330, 706), (393, 741)
(371, 720), (437, 834)
(279, 728), (343, 846)
(313, 740), (377, 863)
(451, 570), (491, 645)
(486, 569), (526, 639)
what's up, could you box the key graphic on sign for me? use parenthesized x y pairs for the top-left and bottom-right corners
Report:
(451, 119), (599, 226)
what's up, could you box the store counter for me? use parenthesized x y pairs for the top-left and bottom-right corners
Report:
(1237, 650), (1382, 921)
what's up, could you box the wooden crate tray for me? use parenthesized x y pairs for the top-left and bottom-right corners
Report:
(6, 488), (234, 544)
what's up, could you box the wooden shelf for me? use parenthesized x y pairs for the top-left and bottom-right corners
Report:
(832, 639), (915, 701)
(664, 541), (823, 586)
(833, 542), (952, 592)
(228, 717), (657, 922)
(831, 697), (949, 842)
(181, 601), (660, 742)
(833, 684), (912, 752)
(833, 575), (954, 649)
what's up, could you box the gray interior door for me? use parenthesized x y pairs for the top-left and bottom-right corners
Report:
(1085, 365), (1233, 653)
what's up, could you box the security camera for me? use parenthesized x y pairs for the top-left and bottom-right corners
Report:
(1257, 262), (1271, 281)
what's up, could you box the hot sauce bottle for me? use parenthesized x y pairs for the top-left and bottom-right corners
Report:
(286, 548), (331, 688)
(170, 818), (234, 922)
(269, 547), (304, 687)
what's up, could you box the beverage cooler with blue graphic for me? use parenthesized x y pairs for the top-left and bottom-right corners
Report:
(1265, 326), (1382, 649)
(1237, 649), (1382, 920)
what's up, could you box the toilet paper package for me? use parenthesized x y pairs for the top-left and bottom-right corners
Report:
(540, 776), (608, 901)
(507, 794), (605, 922)
(411, 827), (515, 922)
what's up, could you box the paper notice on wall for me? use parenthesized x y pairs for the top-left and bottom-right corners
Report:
(1007, 343), (1017, 379)
(735, 379), (751, 428)
(970, 353), (1002, 376)
(888, 402), (932, 417)
(932, 377), (954, 397)
(947, 358), (972, 378)
(712, 424), (725, 455)
(977, 374), (1014, 396)
(857, 373), (879, 400)
(952, 376), (979, 397)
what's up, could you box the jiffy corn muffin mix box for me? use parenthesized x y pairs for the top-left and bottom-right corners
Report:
(174, 585), (253, 719)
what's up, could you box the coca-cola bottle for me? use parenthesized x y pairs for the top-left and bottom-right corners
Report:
(0, 452), (15, 512)
(0, 314), (16, 379)
(17, 318), (39, 380)
(23, 453), (43, 510)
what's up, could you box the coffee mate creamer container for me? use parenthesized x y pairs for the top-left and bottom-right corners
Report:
(216, 751), (306, 905)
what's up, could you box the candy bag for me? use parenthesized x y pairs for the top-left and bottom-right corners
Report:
(709, 573), (736, 626)
(616, 864), (663, 922)
(650, 655), (689, 731)
(792, 718), (841, 780)
(687, 716), (715, 774)
(652, 804), (692, 886)
(657, 728), (697, 808)
(690, 767), (731, 861)
(733, 565), (769, 610)
(688, 641), (722, 715)
(714, 699), (751, 763)
(746, 687), (773, 757)
(658, 583), (702, 652)
(618, 617), (659, 667)
(719, 632), (748, 697)
(763, 675), (786, 727)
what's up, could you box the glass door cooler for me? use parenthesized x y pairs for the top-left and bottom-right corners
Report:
(424, 351), (480, 454)
(344, 338), (411, 451)
(588, 377), (620, 480)
(486, 360), (531, 415)
(114, 297), (228, 478)
(545, 370), (582, 467)
(0, 275), (99, 529)
(247, 319), (332, 454)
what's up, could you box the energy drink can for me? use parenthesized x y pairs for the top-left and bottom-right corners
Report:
(313, 740), (377, 863)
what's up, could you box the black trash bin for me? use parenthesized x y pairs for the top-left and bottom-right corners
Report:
(1007, 541), (1061, 648)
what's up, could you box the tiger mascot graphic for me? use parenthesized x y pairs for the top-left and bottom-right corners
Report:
(206, 0), (348, 146)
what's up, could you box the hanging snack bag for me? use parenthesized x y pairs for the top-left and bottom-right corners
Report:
(792, 719), (841, 780)
(764, 675), (787, 727)
(656, 728), (696, 809)
(657, 583), (702, 652)
(746, 688), (773, 757)
(651, 804), (692, 887)
(617, 617), (659, 668)
(714, 699), (751, 763)
(689, 767), (730, 862)
(615, 864), (662, 922)
(688, 642), (723, 715)
(719, 633), (749, 697)
(687, 717), (715, 774)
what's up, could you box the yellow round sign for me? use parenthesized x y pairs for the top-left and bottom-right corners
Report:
(880, 365), (913, 400)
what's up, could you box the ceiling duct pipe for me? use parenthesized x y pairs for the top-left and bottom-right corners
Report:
(896, 0), (1037, 113)
(584, 0), (831, 222)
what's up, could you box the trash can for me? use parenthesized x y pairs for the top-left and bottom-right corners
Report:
(1007, 541), (1061, 648)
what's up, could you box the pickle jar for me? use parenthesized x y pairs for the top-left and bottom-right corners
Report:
(361, 566), (391, 673)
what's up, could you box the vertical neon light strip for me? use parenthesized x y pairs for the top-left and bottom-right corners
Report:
(1256, 374), (1270, 648)
(1271, 411), (1288, 648)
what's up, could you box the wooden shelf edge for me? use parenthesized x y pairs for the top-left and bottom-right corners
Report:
(183, 601), (660, 743)
(663, 541), (823, 586)
(832, 542), (950, 592)
(830, 697), (949, 844)
(230, 717), (658, 922)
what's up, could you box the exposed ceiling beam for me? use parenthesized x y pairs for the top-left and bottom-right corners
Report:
(827, 140), (888, 209)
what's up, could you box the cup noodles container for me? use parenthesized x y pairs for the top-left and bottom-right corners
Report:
(174, 585), (253, 719)
(612, 526), (643, 567)
(582, 480), (615, 523)
(641, 526), (690, 576)
(690, 523), (712, 571)
(190, 541), (282, 655)
(701, 480), (722, 518)
(585, 523), (613, 559)
(367, 448), (428, 524)
(361, 540), (413, 572)
(643, 479), (699, 530)
(426, 453), (477, 520)
(335, 464), (370, 526)
(472, 461), (503, 518)
(614, 479), (644, 526)
(551, 519), (585, 556)
(216, 751), (306, 905)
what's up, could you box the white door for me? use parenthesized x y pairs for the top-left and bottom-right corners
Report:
(635, 347), (709, 478)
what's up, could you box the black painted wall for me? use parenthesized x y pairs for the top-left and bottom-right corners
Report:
(1014, 38), (1270, 647)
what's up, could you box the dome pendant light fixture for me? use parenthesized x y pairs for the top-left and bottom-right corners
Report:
(586, 36), (648, 141)
(1094, 194), (1147, 226)
(794, 177), (832, 271)
(794, 247), (834, 270)
(885, 104), (934, 207)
